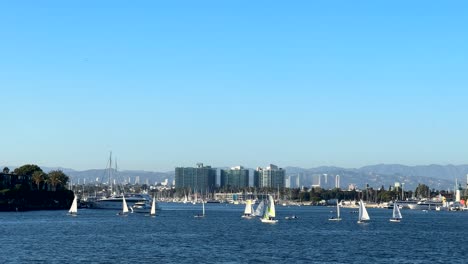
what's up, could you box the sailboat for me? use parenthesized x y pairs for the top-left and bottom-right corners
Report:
(68, 195), (78, 216)
(390, 202), (402, 222)
(260, 195), (278, 224)
(357, 200), (370, 224)
(194, 200), (205, 218)
(329, 201), (342, 221)
(254, 200), (265, 217)
(242, 199), (254, 218)
(117, 194), (130, 216)
(150, 195), (157, 217)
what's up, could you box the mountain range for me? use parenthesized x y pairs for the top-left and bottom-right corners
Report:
(2, 164), (467, 191)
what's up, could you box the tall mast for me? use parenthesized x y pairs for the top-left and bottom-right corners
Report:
(108, 151), (112, 195)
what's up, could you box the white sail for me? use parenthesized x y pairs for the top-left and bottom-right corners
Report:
(150, 196), (156, 216)
(268, 195), (276, 218)
(244, 200), (253, 215)
(122, 194), (129, 213)
(393, 202), (402, 219)
(358, 200), (370, 221)
(254, 200), (265, 216)
(202, 201), (205, 216)
(260, 195), (278, 223)
(68, 195), (78, 214)
(337, 202), (341, 219)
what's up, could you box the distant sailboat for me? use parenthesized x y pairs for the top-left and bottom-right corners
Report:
(390, 202), (402, 222)
(68, 195), (78, 216)
(117, 194), (129, 216)
(329, 201), (342, 221)
(150, 195), (157, 217)
(357, 200), (370, 224)
(254, 200), (265, 217)
(242, 199), (254, 218)
(194, 200), (205, 218)
(260, 195), (278, 224)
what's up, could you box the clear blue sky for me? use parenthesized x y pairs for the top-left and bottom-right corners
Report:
(1, 1), (467, 171)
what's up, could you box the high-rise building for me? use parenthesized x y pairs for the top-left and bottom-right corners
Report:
(254, 164), (285, 188)
(175, 163), (216, 193)
(287, 174), (300, 188)
(220, 166), (249, 188)
(335, 175), (340, 189)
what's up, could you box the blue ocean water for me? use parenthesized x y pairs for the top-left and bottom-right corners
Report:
(1, 203), (467, 263)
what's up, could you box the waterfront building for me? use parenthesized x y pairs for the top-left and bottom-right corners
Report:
(253, 164), (285, 188)
(175, 163), (216, 193)
(220, 166), (249, 189)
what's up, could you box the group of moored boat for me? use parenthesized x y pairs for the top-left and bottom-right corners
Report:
(68, 193), (158, 217)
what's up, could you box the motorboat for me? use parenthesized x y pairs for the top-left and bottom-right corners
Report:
(92, 193), (151, 210)
(407, 199), (443, 210)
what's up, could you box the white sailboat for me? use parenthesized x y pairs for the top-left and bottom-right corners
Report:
(329, 201), (342, 221)
(357, 200), (370, 224)
(260, 195), (278, 224)
(68, 195), (78, 216)
(194, 200), (205, 218)
(254, 200), (265, 217)
(150, 195), (157, 217)
(242, 199), (254, 218)
(390, 202), (402, 222)
(117, 194), (130, 216)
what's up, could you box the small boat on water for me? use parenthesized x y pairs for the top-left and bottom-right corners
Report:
(390, 201), (402, 222)
(150, 195), (157, 217)
(194, 201), (205, 218)
(117, 194), (130, 216)
(68, 195), (78, 216)
(253, 200), (265, 217)
(260, 195), (278, 224)
(329, 202), (342, 221)
(357, 200), (370, 224)
(132, 195), (161, 214)
(241, 199), (255, 219)
(285, 215), (298, 220)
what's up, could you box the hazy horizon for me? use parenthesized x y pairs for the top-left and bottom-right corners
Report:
(1, 1), (467, 171)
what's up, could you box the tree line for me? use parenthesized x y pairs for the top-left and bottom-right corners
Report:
(0, 164), (73, 211)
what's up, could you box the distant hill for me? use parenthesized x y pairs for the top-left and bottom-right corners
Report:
(284, 164), (468, 191)
(2, 164), (466, 191)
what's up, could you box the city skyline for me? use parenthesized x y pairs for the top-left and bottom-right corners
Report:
(1, 1), (467, 171)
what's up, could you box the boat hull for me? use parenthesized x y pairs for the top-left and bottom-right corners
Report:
(328, 218), (341, 221)
(389, 219), (401, 222)
(260, 218), (278, 224)
(91, 195), (150, 210)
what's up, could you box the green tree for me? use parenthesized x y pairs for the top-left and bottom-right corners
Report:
(2, 167), (9, 174)
(31, 171), (46, 190)
(47, 170), (70, 191)
(415, 184), (430, 198)
(13, 164), (43, 176)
